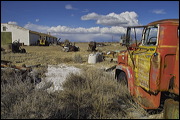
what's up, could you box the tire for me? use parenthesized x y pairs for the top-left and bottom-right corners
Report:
(117, 72), (127, 86)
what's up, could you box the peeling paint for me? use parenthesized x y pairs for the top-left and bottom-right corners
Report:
(126, 67), (131, 78)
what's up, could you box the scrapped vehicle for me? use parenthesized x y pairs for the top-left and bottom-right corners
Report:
(115, 19), (179, 119)
(12, 40), (26, 53)
(37, 35), (49, 46)
(62, 40), (79, 52)
(87, 41), (97, 52)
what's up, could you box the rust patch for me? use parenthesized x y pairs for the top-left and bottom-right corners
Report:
(151, 53), (160, 69)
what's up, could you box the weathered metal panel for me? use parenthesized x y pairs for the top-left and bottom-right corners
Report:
(157, 24), (178, 92)
(129, 46), (156, 91)
(134, 86), (161, 109)
(116, 19), (179, 111)
(172, 42), (179, 95)
(149, 52), (161, 93)
(117, 50), (128, 65)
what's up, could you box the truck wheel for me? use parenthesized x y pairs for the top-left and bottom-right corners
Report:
(117, 72), (127, 86)
(163, 99), (179, 119)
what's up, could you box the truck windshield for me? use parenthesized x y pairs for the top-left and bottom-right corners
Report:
(126, 27), (144, 46)
(143, 26), (158, 46)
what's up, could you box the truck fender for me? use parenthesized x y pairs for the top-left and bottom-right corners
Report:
(115, 65), (135, 95)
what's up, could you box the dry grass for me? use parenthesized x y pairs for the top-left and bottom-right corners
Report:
(1, 42), (151, 119)
(72, 54), (83, 63)
(1, 42), (126, 66)
(1, 65), (148, 119)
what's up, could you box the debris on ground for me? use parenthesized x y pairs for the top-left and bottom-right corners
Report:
(96, 42), (106, 47)
(62, 40), (79, 52)
(88, 52), (103, 64)
(87, 41), (97, 52)
(11, 40), (26, 53)
(1, 60), (41, 84)
(101, 51), (119, 62)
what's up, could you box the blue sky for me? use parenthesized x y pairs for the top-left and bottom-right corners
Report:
(1, 1), (179, 42)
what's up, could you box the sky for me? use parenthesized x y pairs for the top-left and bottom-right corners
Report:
(1, 1), (179, 42)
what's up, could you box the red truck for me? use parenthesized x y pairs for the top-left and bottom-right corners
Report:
(115, 19), (179, 119)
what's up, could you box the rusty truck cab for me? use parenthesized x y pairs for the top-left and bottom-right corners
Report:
(116, 19), (179, 111)
(148, 19), (179, 94)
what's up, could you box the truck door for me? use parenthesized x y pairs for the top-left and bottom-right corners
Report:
(131, 26), (158, 91)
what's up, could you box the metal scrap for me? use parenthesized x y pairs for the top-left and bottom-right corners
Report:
(1, 60), (41, 84)
(62, 40), (79, 52)
(11, 40), (26, 53)
(87, 41), (97, 52)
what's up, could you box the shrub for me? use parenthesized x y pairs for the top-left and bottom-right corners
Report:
(59, 67), (138, 119)
(9, 90), (59, 119)
(73, 54), (83, 63)
(1, 66), (148, 119)
(63, 57), (72, 63)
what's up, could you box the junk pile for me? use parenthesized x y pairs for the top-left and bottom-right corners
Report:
(11, 40), (26, 53)
(62, 40), (79, 52)
(102, 51), (118, 62)
(87, 50), (119, 64)
(1, 60), (41, 84)
(103, 51), (117, 58)
(87, 41), (97, 52)
(96, 42), (106, 47)
(56, 38), (64, 46)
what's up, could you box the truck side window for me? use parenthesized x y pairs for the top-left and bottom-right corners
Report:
(143, 26), (158, 46)
(128, 28), (144, 46)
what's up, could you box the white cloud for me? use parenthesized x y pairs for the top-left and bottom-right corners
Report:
(24, 22), (50, 33)
(23, 23), (127, 42)
(152, 9), (166, 14)
(8, 21), (18, 25)
(65, 4), (77, 10)
(48, 25), (126, 35)
(23, 11), (141, 42)
(81, 11), (139, 26)
(81, 12), (100, 20)
(35, 19), (40, 22)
